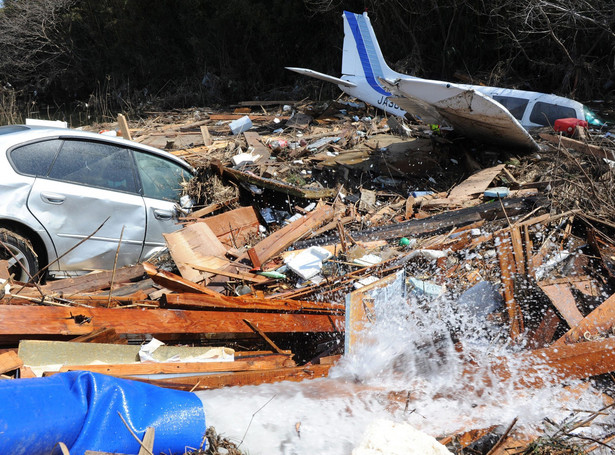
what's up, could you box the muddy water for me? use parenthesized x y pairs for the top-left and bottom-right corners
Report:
(197, 292), (610, 454)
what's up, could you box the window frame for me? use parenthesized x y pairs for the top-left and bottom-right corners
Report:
(529, 101), (577, 127)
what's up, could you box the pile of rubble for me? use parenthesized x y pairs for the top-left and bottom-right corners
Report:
(2, 98), (615, 453)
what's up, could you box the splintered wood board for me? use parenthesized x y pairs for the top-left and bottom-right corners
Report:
(163, 222), (227, 282)
(538, 282), (584, 328)
(0, 350), (23, 374)
(448, 164), (506, 201)
(554, 292), (615, 345)
(201, 205), (259, 249)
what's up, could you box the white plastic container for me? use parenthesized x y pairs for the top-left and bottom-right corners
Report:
(229, 116), (252, 135)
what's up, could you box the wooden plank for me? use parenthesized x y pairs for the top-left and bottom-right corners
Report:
(294, 196), (545, 249)
(117, 113), (132, 140)
(200, 205), (259, 248)
(238, 203), (334, 265)
(213, 160), (337, 199)
(247, 248), (262, 270)
(56, 354), (294, 375)
(243, 131), (271, 163)
(554, 292), (615, 345)
(142, 262), (224, 297)
(483, 337), (615, 388)
(346, 271), (404, 354)
(71, 328), (127, 344)
(510, 226), (526, 276)
(163, 222), (228, 283)
(161, 293), (344, 314)
(539, 133), (615, 160)
(495, 232), (523, 339)
(526, 307), (560, 349)
(0, 350), (23, 374)
(138, 427), (155, 455)
(244, 319), (285, 354)
(127, 364), (331, 391)
(35, 264), (146, 296)
(200, 125), (212, 146)
(0, 305), (344, 336)
(448, 164), (506, 200)
(187, 263), (266, 283)
(538, 282), (584, 328)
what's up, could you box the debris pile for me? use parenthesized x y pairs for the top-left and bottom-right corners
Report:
(2, 98), (615, 453)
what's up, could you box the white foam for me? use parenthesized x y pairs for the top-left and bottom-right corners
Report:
(197, 292), (611, 454)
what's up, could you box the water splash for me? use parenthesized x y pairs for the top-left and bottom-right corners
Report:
(197, 288), (610, 454)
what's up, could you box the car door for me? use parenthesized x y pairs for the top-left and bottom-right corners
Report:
(26, 139), (146, 272)
(132, 150), (192, 261)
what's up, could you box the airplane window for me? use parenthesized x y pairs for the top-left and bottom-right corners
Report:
(493, 96), (529, 120)
(583, 106), (607, 126)
(529, 102), (576, 126)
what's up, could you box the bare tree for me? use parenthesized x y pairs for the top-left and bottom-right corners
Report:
(0, 0), (76, 91)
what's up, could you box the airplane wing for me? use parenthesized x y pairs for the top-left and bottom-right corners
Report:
(380, 78), (539, 150)
(286, 67), (357, 88)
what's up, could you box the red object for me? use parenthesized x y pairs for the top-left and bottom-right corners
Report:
(554, 118), (588, 134)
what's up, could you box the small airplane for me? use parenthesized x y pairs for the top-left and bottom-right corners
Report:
(287, 11), (604, 149)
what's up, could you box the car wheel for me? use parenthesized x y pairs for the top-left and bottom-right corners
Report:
(0, 228), (39, 282)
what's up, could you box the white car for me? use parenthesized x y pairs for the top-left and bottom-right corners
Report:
(0, 124), (194, 281)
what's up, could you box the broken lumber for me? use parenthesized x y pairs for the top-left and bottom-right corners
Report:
(553, 292), (615, 345)
(26, 264), (146, 297)
(495, 231), (524, 339)
(295, 196), (546, 249)
(213, 159), (337, 199)
(198, 205), (260, 249)
(161, 293), (344, 314)
(422, 164), (506, 209)
(539, 133), (615, 161)
(238, 203), (334, 266)
(0, 350), (23, 374)
(142, 262), (223, 297)
(56, 353), (294, 375)
(0, 305), (344, 338)
(537, 282), (584, 328)
(484, 337), (615, 388)
(243, 131), (271, 163)
(129, 364), (332, 391)
(163, 222), (228, 283)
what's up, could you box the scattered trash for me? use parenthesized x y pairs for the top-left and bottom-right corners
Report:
(2, 87), (615, 455)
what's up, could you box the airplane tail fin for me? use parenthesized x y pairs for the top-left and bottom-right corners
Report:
(341, 11), (401, 93)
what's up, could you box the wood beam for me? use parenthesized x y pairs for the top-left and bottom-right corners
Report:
(0, 305), (344, 337)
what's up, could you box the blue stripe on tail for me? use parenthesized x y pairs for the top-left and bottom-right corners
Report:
(344, 11), (390, 96)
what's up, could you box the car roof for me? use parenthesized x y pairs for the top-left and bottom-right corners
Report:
(0, 124), (193, 171)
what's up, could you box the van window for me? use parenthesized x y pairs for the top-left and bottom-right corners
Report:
(493, 96), (528, 120)
(529, 102), (577, 126)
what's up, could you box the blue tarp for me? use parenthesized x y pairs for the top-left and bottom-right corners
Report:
(0, 371), (206, 455)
